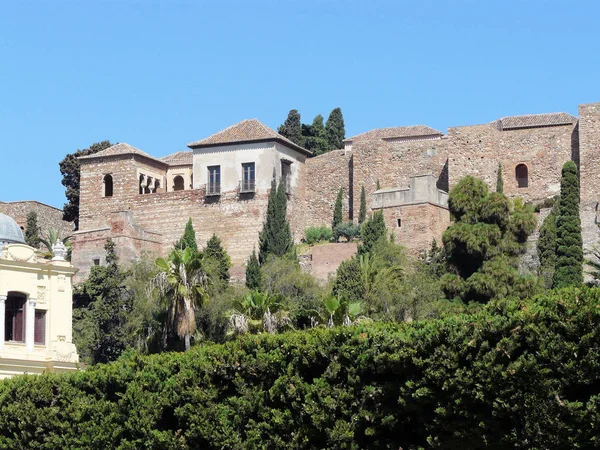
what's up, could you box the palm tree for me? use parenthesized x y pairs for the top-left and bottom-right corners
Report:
(358, 253), (403, 314)
(152, 247), (208, 351)
(228, 290), (289, 335)
(39, 228), (72, 257)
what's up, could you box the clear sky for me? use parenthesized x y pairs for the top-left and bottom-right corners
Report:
(1, 0), (599, 209)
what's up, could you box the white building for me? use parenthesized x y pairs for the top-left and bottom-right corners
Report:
(0, 213), (79, 378)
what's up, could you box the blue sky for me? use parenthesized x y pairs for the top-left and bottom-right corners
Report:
(1, 0), (599, 209)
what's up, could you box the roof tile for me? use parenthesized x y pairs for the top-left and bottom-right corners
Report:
(497, 112), (576, 130)
(160, 151), (193, 165)
(345, 125), (443, 142)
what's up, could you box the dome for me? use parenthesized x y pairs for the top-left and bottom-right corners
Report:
(0, 213), (25, 246)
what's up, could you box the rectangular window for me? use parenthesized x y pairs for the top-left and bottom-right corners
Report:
(241, 162), (255, 192)
(5, 296), (26, 342)
(207, 166), (221, 196)
(281, 160), (292, 194)
(34, 310), (46, 345)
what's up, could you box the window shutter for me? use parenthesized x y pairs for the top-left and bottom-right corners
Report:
(34, 311), (46, 345)
(14, 309), (24, 342)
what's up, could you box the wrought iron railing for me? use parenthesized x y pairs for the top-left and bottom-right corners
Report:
(205, 182), (221, 196)
(239, 180), (256, 193)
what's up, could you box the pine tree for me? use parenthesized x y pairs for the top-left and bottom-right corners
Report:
(496, 163), (504, 193)
(303, 114), (329, 156)
(25, 211), (41, 248)
(175, 218), (198, 253)
(358, 185), (367, 224)
(202, 234), (231, 281)
(245, 249), (261, 290)
(332, 188), (344, 240)
(553, 161), (583, 288)
(325, 107), (345, 150)
(258, 175), (293, 263)
(277, 109), (304, 147)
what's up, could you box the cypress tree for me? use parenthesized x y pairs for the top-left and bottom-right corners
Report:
(325, 107), (345, 150)
(496, 163), (504, 193)
(277, 109), (304, 147)
(358, 185), (367, 225)
(303, 114), (329, 156)
(175, 218), (198, 253)
(376, 179), (381, 190)
(202, 234), (231, 281)
(553, 161), (583, 288)
(245, 249), (261, 290)
(359, 209), (387, 255)
(25, 211), (41, 248)
(537, 202), (558, 288)
(332, 188), (343, 234)
(258, 175), (293, 263)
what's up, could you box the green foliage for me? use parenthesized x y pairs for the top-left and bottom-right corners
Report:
(201, 233), (231, 282)
(496, 163), (504, 193)
(24, 211), (41, 247)
(331, 257), (364, 304)
(73, 238), (131, 364)
(5, 287), (600, 448)
(334, 221), (360, 242)
(325, 107), (345, 150)
(358, 209), (386, 255)
(538, 202), (558, 288)
(175, 218), (198, 253)
(332, 188), (343, 240)
(152, 247), (208, 351)
(228, 290), (290, 335)
(442, 176), (538, 302)
(258, 175), (293, 263)
(358, 185), (367, 224)
(304, 225), (333, 245)
(302, 114), (329, 155)
(532, 195), (558, 212)
(60, 140), (112, 229)
(245, 249), (261, 290)
(553, 161), (583, 288)
(277, 109), (304, 146)
(376, 179), (381, 190)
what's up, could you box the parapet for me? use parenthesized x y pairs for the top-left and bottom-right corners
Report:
(371, 174), (448, 209)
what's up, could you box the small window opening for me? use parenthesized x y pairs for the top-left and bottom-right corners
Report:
(103, 174), (113, 197)
(397, 218), (402, 228)
(34, 310), (46, 345)
(241, 162), (255, 192)
(516, 164), (528, 188)
(281, 160), (292, 194)
(207, 166), (221, 196)
(173, 175), (185, 191)
(139, 174), (144, 195)
(93, 258), (100, 266)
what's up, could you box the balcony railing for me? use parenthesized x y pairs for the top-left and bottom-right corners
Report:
(239, 179), (256, 193)
(205, 182), (221, 196)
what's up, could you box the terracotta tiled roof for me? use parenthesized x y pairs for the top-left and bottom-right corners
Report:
(497, 112), (576, 130)
(78, 143), (166, 165)
(160, 151), (193, 165)
(187, 119), (311, 156)
(345, 125), (443, 142)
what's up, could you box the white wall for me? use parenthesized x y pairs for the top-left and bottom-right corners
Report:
(192, 141), (306, 194)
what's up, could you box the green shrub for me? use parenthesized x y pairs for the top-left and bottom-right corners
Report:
(304, 225), (333, 245)
(3, 288), (600, 448)
(333, 221), (360, 241)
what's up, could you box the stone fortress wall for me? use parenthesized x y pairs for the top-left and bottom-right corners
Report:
(68, 102), (600, 280)
(0, 201), (73, 240)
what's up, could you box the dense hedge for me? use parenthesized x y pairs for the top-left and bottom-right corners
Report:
(2, 288), (600, 449)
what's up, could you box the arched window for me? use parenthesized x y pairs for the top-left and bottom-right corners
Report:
(5, 293), (26, 342)
(515, 164), (528, 188)
(139, 174), (144, 195)
(154, 179), (160, 193)
(173, 175), (185, 191)
(103, 174), (113, 197)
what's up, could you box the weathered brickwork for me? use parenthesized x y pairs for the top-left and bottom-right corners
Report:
(448, 122), (577, 203)
(300, 150), (352, 232)
(0, 201), (72, 238)
(351, 138), (449, 220)
(72, 103), (600, 280)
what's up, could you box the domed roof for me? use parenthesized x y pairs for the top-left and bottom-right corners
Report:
(0, 213), (25, 246)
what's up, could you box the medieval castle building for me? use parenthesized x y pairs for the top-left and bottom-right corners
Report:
(69, 102), (600, 280)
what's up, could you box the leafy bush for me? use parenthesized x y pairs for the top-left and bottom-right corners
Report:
(334, 221), (360, 242)
(2, 288), (600, 448)
(304, 225), (333, 245)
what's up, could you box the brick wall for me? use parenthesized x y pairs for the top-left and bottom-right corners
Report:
(0, 201), (73, 239)
(447, 122), (576, 203)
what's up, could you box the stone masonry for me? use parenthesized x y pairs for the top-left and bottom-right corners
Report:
(71, 103), (600, 280)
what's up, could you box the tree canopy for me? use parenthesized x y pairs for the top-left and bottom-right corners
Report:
(258, 175), (293, 263)
(60, 140), (112, 230)
(277, 109), (304, 147)
(325, 107), (345, 150)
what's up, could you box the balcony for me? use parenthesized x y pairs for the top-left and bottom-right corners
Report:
(205, 182), (221, 196)
(239, 179), (256, 194)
